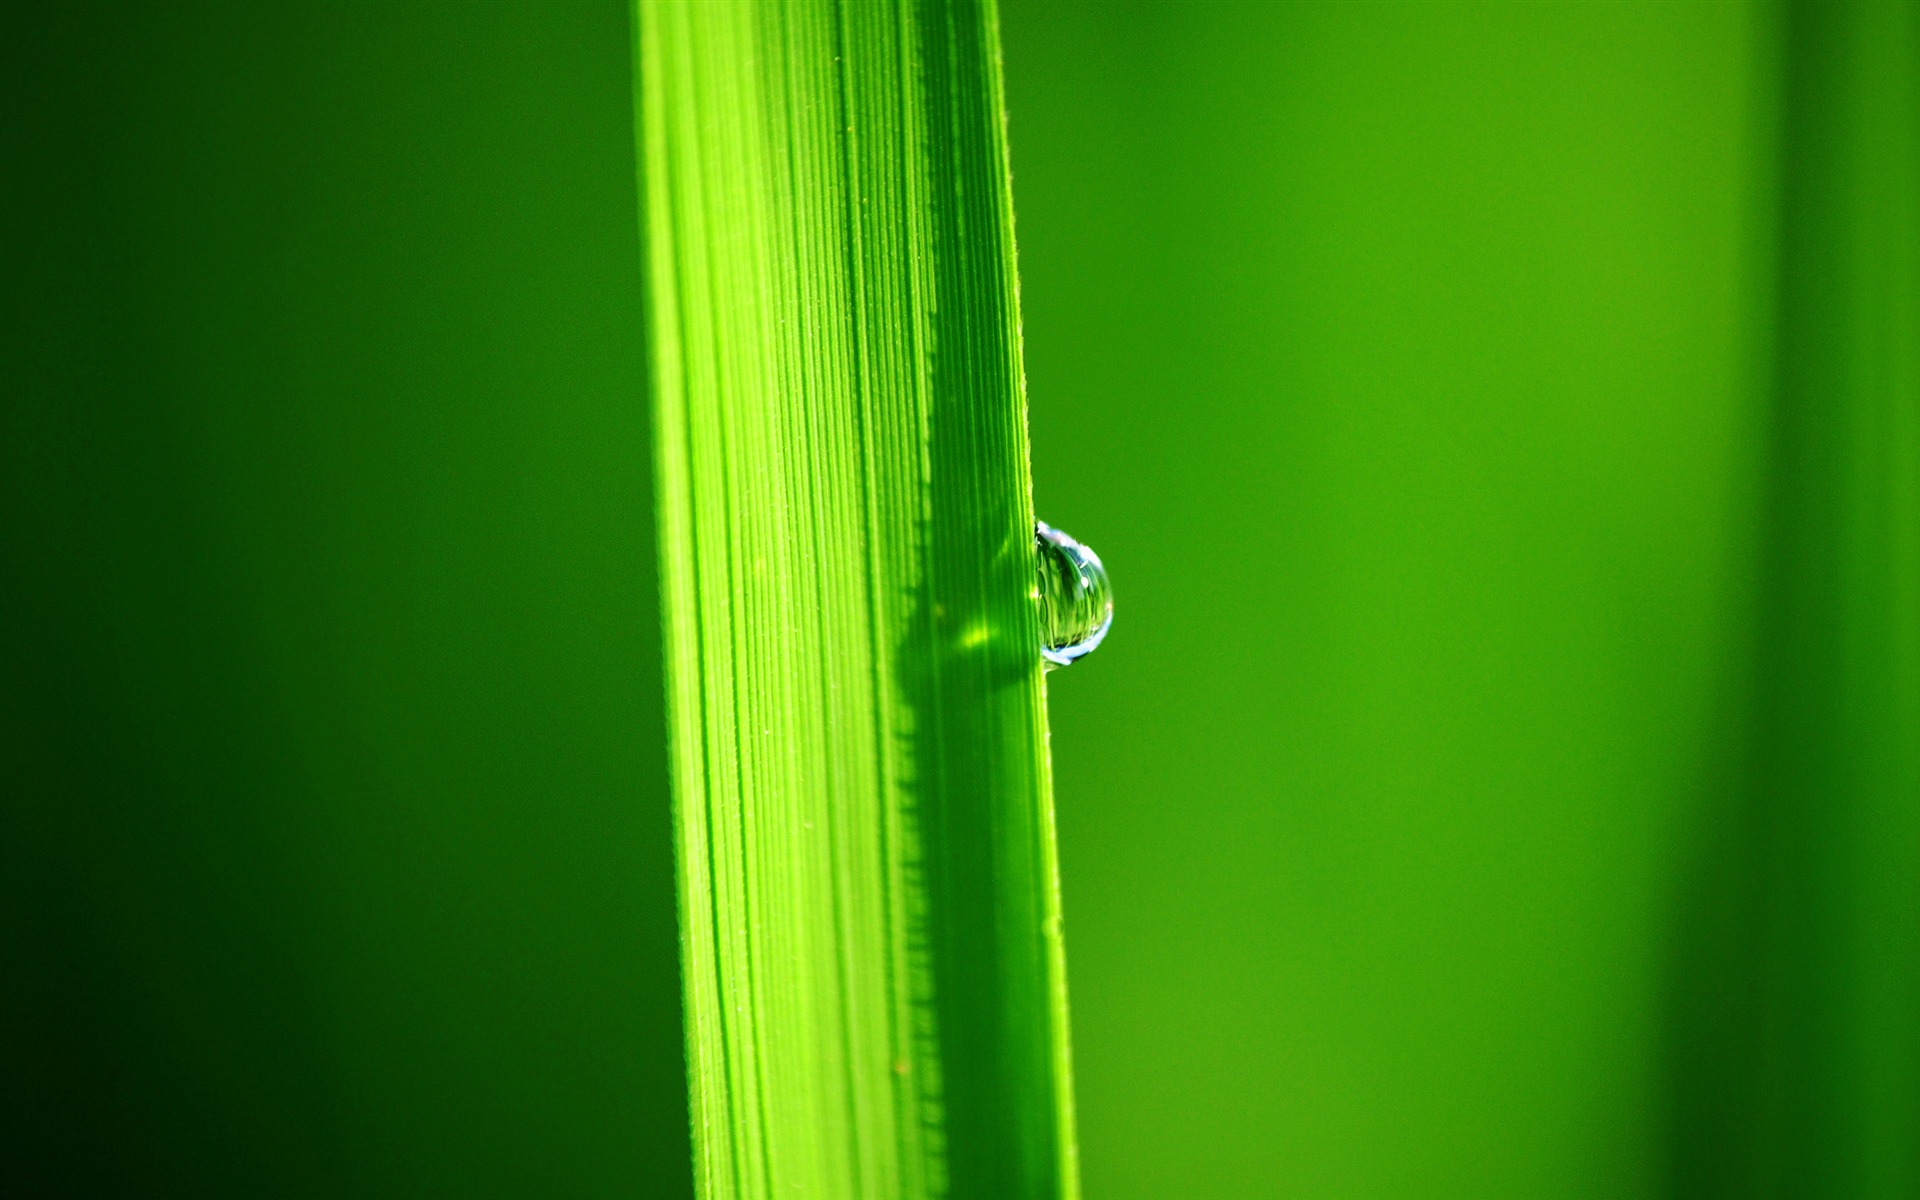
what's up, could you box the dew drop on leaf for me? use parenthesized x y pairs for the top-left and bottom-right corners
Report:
(1035, 521), (1112, 670)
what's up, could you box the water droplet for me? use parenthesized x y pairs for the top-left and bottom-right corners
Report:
(1035, 521), (1111, 670)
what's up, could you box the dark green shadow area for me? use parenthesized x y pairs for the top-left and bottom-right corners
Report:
(1662, 4), (1920, 1197)
(1, 3), (691, 1196)
(903, 2), (1062, 1196)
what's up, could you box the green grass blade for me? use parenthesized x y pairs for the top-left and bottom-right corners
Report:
(637, 2), (1077, 1197)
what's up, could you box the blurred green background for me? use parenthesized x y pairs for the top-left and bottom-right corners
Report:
(7, 1), (1915, 1198)
(1005, 1), (1769, 1195)
(1004, 1), (1915, 1197)
(4, 2), (688, 1196)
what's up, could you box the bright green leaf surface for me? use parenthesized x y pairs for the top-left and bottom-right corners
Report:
(640, 3), (1075, 1197)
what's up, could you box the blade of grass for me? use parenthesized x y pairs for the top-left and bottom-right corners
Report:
(636, 3), (1077, 1197)
(1748, 0), (1920, 1188)
(1670, 2), (1920, 1191)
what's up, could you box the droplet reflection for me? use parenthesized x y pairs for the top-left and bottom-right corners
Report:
(1035, 521), (1111, 670)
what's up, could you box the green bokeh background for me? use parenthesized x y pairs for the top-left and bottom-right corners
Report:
(1005, 2), (1918, 1197)
(7, 1), (1915, 1198)
(5, 3), (688, 1195)
(1006, 2), (1768, 1194)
